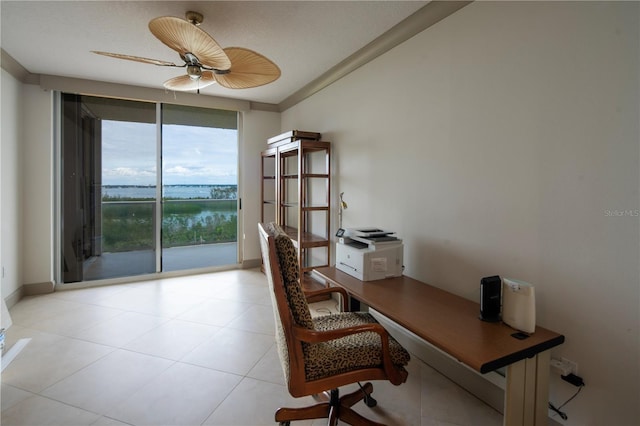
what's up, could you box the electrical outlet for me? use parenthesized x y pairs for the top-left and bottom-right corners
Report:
(561, 357), (577, 375)
(550, 358), (572, 376)
(550, 357), (579, 376)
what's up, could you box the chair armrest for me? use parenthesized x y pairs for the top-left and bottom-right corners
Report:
(293, 322), (388, 344)
(303, 286), (349, 312)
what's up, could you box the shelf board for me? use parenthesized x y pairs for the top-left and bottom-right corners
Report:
(301, 206), (329, 212)
(280, 203), (329, 211)
(282, 226), (329, 247)
(278, 140), (331, 156)
(280, 174), (329, 179)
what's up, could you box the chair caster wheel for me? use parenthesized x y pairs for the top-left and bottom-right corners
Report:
(364, 395), (377, 407)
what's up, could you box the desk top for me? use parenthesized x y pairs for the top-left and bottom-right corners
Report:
(313, 267), (564, 374)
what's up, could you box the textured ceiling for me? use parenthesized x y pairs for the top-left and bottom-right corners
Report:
(1, 1), (428, 105)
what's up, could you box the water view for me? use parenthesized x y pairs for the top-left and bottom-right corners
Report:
(102, 184), (238, 200)
(101, 184), (237, 252)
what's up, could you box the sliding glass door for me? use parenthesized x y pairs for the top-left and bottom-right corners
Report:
(161, 104), (238, 272)
(60, 94), (238, 284)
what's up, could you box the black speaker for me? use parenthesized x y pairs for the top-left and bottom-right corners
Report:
(480, 275), (501, 322)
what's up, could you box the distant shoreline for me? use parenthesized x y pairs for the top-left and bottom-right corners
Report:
(102, 184), (237, 187)
(102, 184), (237, 200)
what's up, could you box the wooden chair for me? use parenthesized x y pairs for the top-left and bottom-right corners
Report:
(258, 222), (410, 426)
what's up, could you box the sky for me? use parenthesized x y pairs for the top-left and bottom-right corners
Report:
(101, 120), (238, 186)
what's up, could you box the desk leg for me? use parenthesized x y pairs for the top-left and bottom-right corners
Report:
(349, 297), (361, 312)
(504, 350), (550, 426)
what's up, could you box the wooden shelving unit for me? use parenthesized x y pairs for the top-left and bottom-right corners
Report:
(261, 131), (331, 294)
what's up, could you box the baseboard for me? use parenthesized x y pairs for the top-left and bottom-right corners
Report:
(4, 287), (24, 310)
(242, 258), (262, 269)
(23, 281), (55, 296)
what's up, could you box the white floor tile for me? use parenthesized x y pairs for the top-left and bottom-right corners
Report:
(246, 344), (286, 386)
(1, 383), (33, 412)
(74, 311), (169, 347)
(203, 377), (315, 426)
(225, 304), (276, 335)
(181, 327), (274, 375)
(90, 416), (132, 426)
(50, 284), (135, 304)
(106, 362), (242, 426)
(177, 297), (251, 327)
(344, 358), (423, 425)
(41, 349), (173, 414)
(2, 336), (114, 393)
(123, 318), (220, 360)
(421, 363), (502, 426)
(92, 286), (204, 318)
(213, 281), (272, 305)
(8, 296), (87, 328)
(0, 394), (100, 426)
(26, 304), (124, 337)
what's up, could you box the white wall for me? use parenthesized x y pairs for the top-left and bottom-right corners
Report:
(1, 69), (23, 302)
(282, 2), (639, 425)
(240, 109), (281, 262)
(21, 85), (54, 287)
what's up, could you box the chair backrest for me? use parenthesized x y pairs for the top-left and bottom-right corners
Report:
(258, 222), (310, 386)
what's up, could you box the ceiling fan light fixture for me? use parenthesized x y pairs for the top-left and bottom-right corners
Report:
(185, 11), (203, 26)
(187, 65), (202, 80)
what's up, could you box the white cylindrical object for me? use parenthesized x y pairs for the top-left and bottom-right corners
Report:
(502, 278), (536, 333)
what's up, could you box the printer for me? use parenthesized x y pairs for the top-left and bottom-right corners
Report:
(336, 228), (403, 281)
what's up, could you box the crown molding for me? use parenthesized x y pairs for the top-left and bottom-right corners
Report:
(39, 74), (252, 111)
(1, 48), (39, 84)
(249, 101), (280, 112)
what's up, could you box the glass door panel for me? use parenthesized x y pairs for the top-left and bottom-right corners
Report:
(61, 94), (157, 282)
(161, 104), (239, 272)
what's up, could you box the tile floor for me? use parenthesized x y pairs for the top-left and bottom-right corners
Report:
(1, 269), (502, 426)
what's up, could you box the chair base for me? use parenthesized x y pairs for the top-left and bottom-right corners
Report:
(276, 382), (385, 426)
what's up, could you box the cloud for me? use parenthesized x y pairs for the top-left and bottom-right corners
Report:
(101, 120), (237, 185)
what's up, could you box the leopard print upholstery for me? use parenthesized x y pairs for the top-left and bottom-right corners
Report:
(303, 312), (411, 381)
(274, 233), (315, 330)
(259, 223), (291, 383)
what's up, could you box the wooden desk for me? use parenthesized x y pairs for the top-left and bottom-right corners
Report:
(312, 267), (565, 426)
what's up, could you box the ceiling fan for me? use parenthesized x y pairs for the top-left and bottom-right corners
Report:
(93, 11), (281, 93)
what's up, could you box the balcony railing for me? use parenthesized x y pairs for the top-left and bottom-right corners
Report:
(82, 199), (238, 280)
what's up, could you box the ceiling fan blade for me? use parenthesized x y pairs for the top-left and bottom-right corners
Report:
(163, 71), (216, 92)
(213, 47), (281, 89)
(148, 16), (231, 70)
(92, 51), (178, 67)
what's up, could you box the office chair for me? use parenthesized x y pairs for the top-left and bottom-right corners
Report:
(258, 222), (410, 426)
